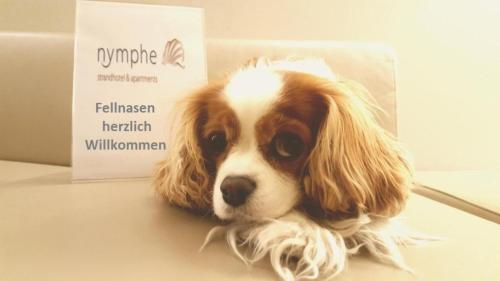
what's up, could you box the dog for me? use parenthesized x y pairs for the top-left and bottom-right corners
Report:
(154, 58), (419, 280)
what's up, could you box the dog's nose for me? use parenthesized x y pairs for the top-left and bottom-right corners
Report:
(220, 176), (256, 207)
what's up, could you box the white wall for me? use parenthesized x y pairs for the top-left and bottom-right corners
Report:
(2, 0), (499, 170)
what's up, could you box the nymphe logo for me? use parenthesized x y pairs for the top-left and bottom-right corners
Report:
(162, 39), (185, 68)
(96, 39), (185, 69)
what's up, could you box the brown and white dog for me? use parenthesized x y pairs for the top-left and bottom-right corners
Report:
(154, 58), (418, 280)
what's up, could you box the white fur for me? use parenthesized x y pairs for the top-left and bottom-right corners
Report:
(213, 66), (300, 220)
(213, 149), (300, 220)
(224, 66), (282, 112)
(201, 211), (435, 281)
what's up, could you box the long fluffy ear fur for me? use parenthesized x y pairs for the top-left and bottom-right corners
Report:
(303, 79), (413, 217)
(153, 84), (221, 212)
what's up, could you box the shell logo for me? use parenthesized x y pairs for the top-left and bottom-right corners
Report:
(162, 39), (185, 68)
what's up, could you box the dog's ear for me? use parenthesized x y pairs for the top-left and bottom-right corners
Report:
(154, 84), (222, 211)
(303, 79), (412, 217)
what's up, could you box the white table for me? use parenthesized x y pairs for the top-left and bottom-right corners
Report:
(1, 161), (499, 281)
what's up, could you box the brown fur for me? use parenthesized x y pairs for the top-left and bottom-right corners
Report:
(254, 74), (328, 177)
(199, 90), (240, 172)
(154, 82), (228, 211)
(283, 72), (412, 217)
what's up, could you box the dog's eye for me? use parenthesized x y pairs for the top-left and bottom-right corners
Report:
(207, 132), (227, 154)
(272, 132), (304, 161)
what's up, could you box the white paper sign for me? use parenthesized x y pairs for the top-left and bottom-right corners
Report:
(72, 1), (206, 180)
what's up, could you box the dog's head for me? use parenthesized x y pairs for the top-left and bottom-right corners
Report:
(155, 59), (412, 221)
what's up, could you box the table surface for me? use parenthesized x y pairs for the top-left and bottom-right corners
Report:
(1, 160), (499, 281)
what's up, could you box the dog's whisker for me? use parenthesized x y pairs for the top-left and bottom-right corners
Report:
(199, 225), (227, 252)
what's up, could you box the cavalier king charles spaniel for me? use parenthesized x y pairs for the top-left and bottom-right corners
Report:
(154, 58), (424, 280)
